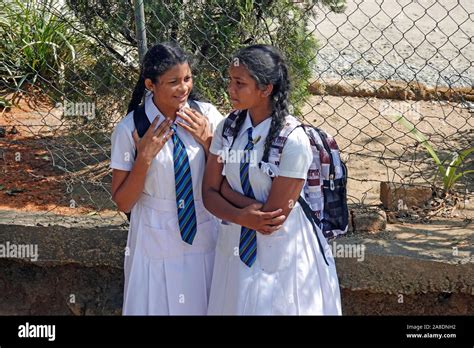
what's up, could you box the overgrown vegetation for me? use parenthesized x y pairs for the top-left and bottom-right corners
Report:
(66, 0), (346, 113)
(0, 0), (83, 101)
(1, 0), (346, 128)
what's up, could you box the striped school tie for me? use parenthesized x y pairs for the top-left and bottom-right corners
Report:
(239, 127), (257, 267)
(171, 123), (197, 245)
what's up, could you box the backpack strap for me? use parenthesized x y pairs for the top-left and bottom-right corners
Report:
(221, 109), (245, 149)
(188, 99), (204, 116)
(298, 196), (330, 266)
(258, 115), (302, 176)
(126, 103), (149, 223)
(256, 115), (330, 266)
(127, 99), (205, 222)
(133, 103), (149, 138)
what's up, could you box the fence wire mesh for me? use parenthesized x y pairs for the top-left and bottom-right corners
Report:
(0, 0), (472, 223)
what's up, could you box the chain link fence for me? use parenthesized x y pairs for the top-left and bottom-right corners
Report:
(1, 0), (473, 223)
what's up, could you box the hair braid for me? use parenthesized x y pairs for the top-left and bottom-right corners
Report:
(231, 44), (292, 162)
(262, 62), (291, 162)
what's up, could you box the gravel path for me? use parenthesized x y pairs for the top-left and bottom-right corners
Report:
(310, 0), (473, 88)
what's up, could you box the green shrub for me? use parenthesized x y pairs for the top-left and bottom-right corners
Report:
(67, 0), (347, 115)
(0, 0), (85, 101)
(1, 0), (346, 128)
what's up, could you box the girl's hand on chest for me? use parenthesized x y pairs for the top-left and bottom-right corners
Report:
(176, 107), (212, 147)
(132, 117), (174, 166)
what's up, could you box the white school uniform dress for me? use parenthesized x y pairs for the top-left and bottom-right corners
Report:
(110, 93), (223, 315)
(207, 111), (342, 315)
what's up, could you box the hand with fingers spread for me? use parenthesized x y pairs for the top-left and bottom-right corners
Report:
(132, 117), (174, 166)
(176, 107), (212, 148)
(238, 202), (286, 235)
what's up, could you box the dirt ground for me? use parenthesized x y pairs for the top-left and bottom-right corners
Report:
(303, 95), (473, 211)
(1, 93), (473, 222)
(0, 98), (114, 217)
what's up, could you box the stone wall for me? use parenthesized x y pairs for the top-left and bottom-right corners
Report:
(0, 210), (472, 315)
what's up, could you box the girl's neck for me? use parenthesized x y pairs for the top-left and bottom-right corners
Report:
(248, 101), (273, 127)
(153, 95), (178, 120)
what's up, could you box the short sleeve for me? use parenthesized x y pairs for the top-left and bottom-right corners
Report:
(209, 117), (226, 156)
(202, 103), (224, 134)
(278, 127), (312, 179)
(110, 119), (136, 171)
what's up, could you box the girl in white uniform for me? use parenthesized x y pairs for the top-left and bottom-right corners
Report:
(203, 45), (342, 315)
(111, 42), (223, 315)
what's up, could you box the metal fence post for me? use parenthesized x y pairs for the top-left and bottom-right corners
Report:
(134, 0), (147, 63)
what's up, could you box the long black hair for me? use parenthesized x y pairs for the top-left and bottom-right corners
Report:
(231, 44), (291, 162)
(127, 42), (199, 113)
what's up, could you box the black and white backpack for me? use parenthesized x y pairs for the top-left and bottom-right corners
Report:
(221, 110), (349, 242)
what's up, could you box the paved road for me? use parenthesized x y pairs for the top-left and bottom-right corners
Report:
(310, 0), (473, 87)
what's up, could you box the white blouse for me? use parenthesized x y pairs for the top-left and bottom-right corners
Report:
(110, 93), (224, 315)
(111, 93), (224, 201)
(207, 110), (342, 315)
(209, 110), (313, 202)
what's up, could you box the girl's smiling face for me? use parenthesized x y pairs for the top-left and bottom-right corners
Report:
(146, 63), (193, 114)
(228, 64), (268, 110)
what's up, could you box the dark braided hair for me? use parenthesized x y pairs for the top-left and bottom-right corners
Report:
(127, 42), (199, 114)
(231, 44), (291, 162)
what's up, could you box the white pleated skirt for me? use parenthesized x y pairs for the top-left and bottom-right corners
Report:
(207, 203), (342, 315)
(123, 194), (218, 315)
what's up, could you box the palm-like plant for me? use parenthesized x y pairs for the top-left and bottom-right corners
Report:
(394, 115), (473, 193)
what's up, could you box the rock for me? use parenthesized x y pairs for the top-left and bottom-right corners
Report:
(386, 211), (398, 224)
(67, 301), (84, 316)
(352, 209), (387, 233)
(380, 182), (433, 211)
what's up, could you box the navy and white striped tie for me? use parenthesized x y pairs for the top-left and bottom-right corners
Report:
(171, 123), (197, 245)
(239, 127), (257, 267)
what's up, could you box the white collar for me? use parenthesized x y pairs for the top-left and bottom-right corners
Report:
(144, 92), (190, 124)
(239, 110), (273, 140)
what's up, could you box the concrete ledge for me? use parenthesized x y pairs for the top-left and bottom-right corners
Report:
(309, 78), (474, 102)
(336, 235), (473, 295)
(0, 210), (472, 315)
(0, 210), (126, 268)
(337, 230), (473, 315)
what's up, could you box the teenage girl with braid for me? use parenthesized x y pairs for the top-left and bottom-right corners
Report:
(203, 44), (342, 315)
(110, 42), (223, 315)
